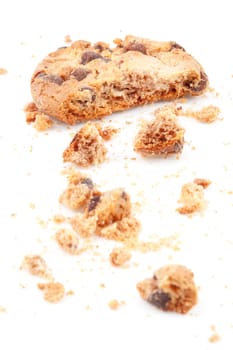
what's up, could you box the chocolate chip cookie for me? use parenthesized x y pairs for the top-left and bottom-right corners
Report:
(31, 35), (208, 124)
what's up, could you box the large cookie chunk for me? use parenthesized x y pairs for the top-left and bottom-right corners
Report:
(31, 35), (208, 124)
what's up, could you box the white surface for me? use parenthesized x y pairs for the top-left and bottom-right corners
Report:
(1, 1), (233, 349)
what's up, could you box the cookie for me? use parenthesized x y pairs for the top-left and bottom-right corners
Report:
(31, 35), (208, 124)
(136, 264), (197, 314)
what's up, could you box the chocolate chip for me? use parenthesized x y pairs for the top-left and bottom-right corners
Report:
(170, 42), (185, 51)
(148, 289), (171, 310)
(183, 72), (208, 92)
(125, 42), (147, 55)
(80, 86), (96, 102)
(81, 51), (104, 64)
(36, 72), (64, 85)
(88, 195), (101, 212)
(80, 178), (94, 189)
(71, 68), (90, 81)
(121, 191), (128, 200)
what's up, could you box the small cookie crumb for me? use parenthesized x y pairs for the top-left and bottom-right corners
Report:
(209, 325), (221, 343)
(108, 299), (120, 310)
(193, 178), (211, 189)
(55, 229), (79, 255)
(96, 124), (118, 140)
(180, 105), (221, 123)
(33, 113), (53, 131)
(0, 305), (6, 312)
(53, 214), (66, 224)
(21, 255), (53, 280)
(64, 35), (72, 43)
(177, 181), (208, 214)
(0, 68), (8, 75)
(63, 122), (107, 167)
(37, 282), (65, 303)
(109, 246), (131, 266)
(24, 102), (38, 113)
(137, 265), (197, 314)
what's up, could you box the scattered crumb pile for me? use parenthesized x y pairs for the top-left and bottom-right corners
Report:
(136, 264), (197, 314)
(177, 178), (211, 214)
(20, 255), (53, 280)
(59, 171), (140, 243)
(134, 105), (184, 157)
(24, 102), (53, 131)
(208, 325), (221, 343)
(21, 254), (67, 303)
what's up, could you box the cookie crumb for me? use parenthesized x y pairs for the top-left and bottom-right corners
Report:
(0, 305), (6, 312)
(24, 102), (37, 113)
(21, 255), (53, 280)
(0, 68), (7, 75)
(180, 105), (221, 123)
(177, 180), (209, 214)
(209, 325), (221, 343)
(63, 122), (107, 167)
(64, 35), (72, 43)
(33, 113), (53, 131)
(96, 124), (118, 141)
(37, 282), (65, 303)
(193, 178), (211, 189)
(134, 105), (184, 157)
(55, 229), (79, 255)
(53, 214), (66, 224)
(109, 246), (131, 266)
(59, 172), (97, 210)
(108, 299), (120, 310)
(137, 265), (197, 314)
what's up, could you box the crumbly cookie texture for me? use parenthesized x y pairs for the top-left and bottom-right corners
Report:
(180, 105), (221, 123)
(20, 255), (53, 280)
(63, 122), (107, 167)
(31, 35), (208, 124)
(55, 229), (79, 255)
(177, 179), (211, 214)
(134, 106), (184, 157)
(37, 282), (65, 303)
(59, 172), (99, 210)
(109, 246), (131, 266)
(70, 188), (140, 242)
(136, 265), (197, 314)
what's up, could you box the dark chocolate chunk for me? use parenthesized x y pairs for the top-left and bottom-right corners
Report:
(81, 51), (104, 64)
(36, 72), (64, 85)
(170, 42), (185, 51)
(88, 195), (101, 212)
(183, 72), (208, 92)
(125, 42), (147, 55)
(148, 289), (171, 310)
(71, 68), (90, 81)
(80, 178), (94, 189)
(80, 86), (96, 102)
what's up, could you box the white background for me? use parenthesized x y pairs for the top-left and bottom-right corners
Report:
(1, 0), (233, 349)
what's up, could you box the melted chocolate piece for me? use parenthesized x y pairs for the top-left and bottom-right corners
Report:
(148, 289), (171, 310)
(88, 195), (101, 212)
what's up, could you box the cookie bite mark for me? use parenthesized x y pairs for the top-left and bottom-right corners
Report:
(63, 122), (107, 167)
(137, 265), (197, 314)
